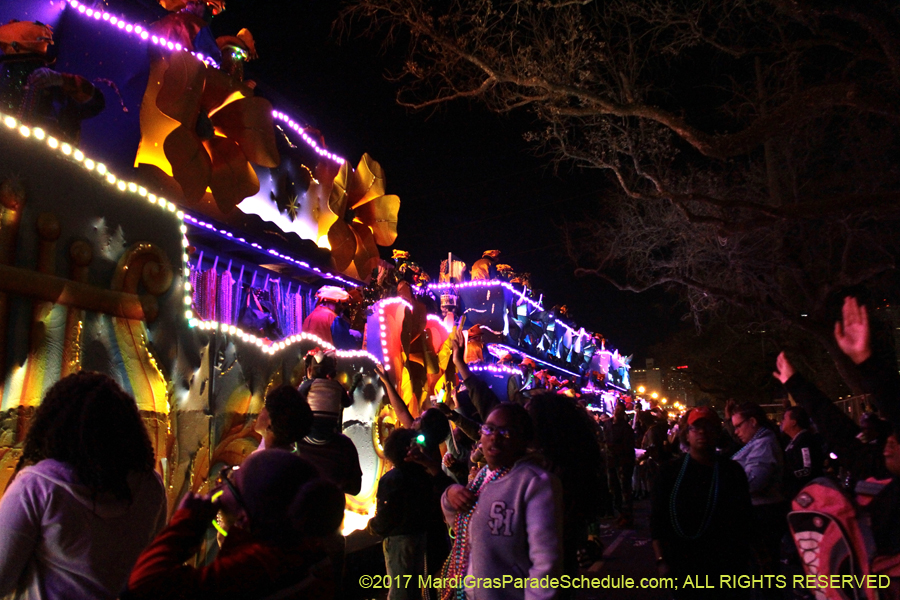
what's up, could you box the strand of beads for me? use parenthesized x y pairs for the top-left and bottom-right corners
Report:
(217, 269), (234, 325)
(669, 455), (720, 540)
(441, 465), (512, 600)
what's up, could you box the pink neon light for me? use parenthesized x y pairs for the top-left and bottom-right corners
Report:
(376, 297), (413, 371)
(426, 314), (452, 333)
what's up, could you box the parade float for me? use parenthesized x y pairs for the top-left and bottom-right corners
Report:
(0, 0), (631, 538)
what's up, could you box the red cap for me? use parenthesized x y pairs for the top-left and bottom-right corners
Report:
(687, 406), (719, 426)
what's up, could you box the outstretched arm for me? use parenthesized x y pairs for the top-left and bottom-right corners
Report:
(451, 329), (472, 382)
(774, 351), (872, 476)
(375, 363), (414, 429)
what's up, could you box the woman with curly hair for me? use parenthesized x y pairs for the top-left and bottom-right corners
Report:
(0, 372), (166, 599)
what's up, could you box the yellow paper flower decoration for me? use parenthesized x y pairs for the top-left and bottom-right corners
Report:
(326, 154), (400, 281)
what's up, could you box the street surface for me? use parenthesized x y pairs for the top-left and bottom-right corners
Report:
(346, 497), (668, 600)
(578, 498), (665, 599)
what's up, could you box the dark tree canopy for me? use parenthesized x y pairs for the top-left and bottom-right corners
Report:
(343, 0), (900, 392)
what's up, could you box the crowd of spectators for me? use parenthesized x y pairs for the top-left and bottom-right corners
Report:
(2, 294), (899, 599)
(646, 296), (900, 599)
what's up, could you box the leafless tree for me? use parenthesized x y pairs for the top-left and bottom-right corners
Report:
(342, 0), (900, 391)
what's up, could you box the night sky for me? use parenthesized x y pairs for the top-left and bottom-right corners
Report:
(210, 1), (679, 360)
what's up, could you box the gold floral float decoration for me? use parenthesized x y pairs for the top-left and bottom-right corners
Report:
(324, 154), (400, 282)
(136, 51), (279, 213)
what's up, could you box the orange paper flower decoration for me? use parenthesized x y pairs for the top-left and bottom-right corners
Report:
(155, 52), (279, 212)
(327, 154), (400, 281)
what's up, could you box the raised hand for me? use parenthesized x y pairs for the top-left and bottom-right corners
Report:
(177, 492), (219, 523)
(724, 399), (736, 419)
(834, 296), (871, 365)
(451, 328), (465, 364)
(772, 351), (795, 384)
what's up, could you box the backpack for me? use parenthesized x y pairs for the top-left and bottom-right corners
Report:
(789, 477), (898, 600)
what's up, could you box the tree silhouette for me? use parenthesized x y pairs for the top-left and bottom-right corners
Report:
(343, 0), (900, 390)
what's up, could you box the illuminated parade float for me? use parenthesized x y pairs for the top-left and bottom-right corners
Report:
(0, 0), (630, 537)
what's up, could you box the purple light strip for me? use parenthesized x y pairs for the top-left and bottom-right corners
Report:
(272, 112), (345, 164)
(64, 0), (347, 164)
(183, 213), (359, 287)
(66, 0), (219, 67)
(468, 364), (523, 377)
(487, 343), (581, 378)
(426, 280), (579, 336)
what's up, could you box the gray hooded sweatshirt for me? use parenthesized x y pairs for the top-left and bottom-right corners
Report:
(441, 458), (563, 600)
(0, 459), (166, 599)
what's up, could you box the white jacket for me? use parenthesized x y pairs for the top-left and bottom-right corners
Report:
(0, 459), (166, 600)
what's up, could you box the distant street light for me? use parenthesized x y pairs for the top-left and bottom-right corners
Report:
(637, 386), (646, 394)
(651, 392), (659, 399)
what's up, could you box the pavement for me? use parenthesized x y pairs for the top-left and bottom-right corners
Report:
(577, 497), (668, 600)
(346, 496), (670, 600)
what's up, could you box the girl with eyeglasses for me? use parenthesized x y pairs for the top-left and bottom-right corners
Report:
(438, 403), (562, 600)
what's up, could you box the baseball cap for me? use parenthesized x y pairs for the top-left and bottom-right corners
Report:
(687, 406), (719, 426)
